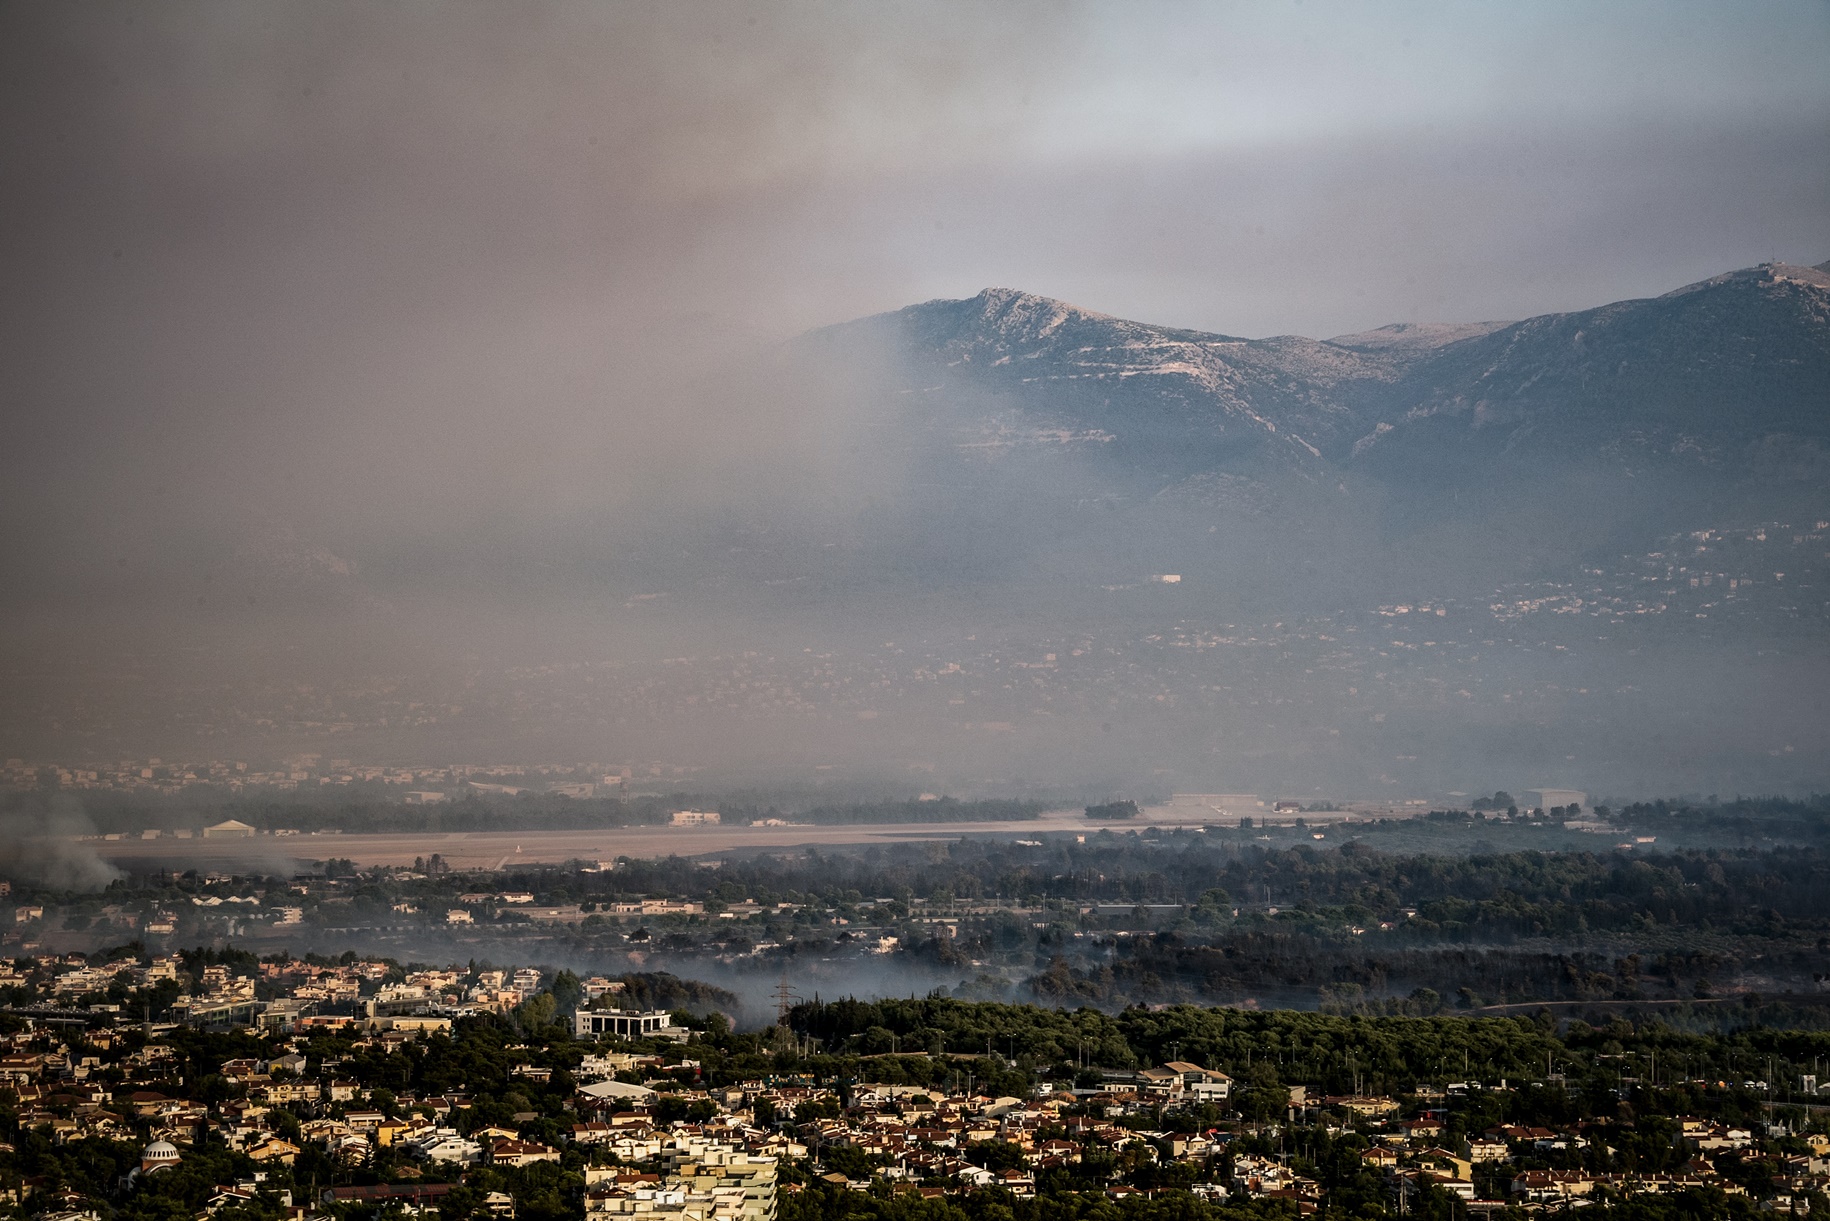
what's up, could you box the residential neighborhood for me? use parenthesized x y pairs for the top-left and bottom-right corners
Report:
(0, 945), (1820, 1219)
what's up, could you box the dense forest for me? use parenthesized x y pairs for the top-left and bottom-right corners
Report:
(609, 831), (1830, 930)
(607, 826), (1830, 1018)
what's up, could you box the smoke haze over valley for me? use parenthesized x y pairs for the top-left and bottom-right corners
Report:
(2, 1), (1827, 801)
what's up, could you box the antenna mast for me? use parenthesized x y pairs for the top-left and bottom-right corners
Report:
(773, 972), (800, 1052)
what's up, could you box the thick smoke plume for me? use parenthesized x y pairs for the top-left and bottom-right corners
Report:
(1, 796), (123, 892)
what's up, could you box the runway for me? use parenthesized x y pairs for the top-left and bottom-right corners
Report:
(82, 810), (1107, 871)
(78, 798), (1407, 872)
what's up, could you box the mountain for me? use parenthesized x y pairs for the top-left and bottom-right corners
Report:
(814, 286), (1394, 479)
(815, 260), (1830, 495)
(737, 266), (1830, 792)
(1348, 260), (1830, 485)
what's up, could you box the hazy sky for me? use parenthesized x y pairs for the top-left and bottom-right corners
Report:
(2, 0), (1827, 609)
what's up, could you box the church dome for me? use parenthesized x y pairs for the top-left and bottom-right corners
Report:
(141, 1140), (181, 1171)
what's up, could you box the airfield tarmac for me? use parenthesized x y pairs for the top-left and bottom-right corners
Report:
(80, 796), (1409, 872)
(83, 812), (1109, 872)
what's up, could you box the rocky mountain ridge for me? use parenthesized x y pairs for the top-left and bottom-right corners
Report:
(1354, 259), (1830, 480)
(819, 259), (1830, 494)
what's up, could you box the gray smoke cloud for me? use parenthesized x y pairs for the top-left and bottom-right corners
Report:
(2, 797), (124, 892)
(0, 1), (1826, 790)
(5, 2), (1825, 599)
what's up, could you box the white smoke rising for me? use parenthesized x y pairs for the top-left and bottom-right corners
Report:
(0, 796), (124, 892)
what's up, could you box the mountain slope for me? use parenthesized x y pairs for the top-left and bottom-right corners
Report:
(816, 288), (1400, 477)
(813, 260), (1830, 501)
(1350, 261), (1830, 483)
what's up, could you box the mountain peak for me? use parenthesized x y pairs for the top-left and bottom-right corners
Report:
(957, 287), (1116, 336)
(1661, 260), (1830, 298)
